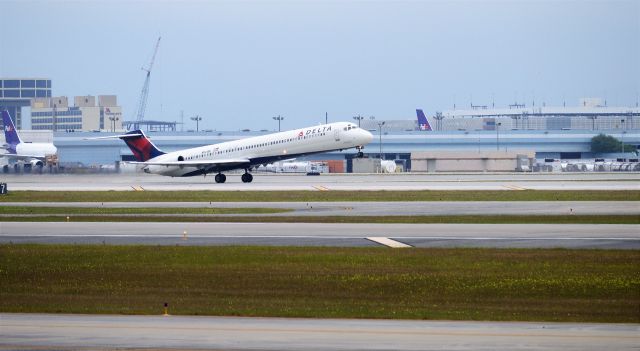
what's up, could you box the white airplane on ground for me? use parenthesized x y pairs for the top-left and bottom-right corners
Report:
(93, 121), (373, 183)
(1, 110), (58, 171)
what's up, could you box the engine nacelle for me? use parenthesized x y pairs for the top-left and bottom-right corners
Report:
(30, 159), (44, 168)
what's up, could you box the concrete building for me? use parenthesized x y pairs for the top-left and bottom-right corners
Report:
(0, 78), (52, 129)
(358, 99), (639, 132)
(30, 95), (122, 132)
(411, 151), (535, 172)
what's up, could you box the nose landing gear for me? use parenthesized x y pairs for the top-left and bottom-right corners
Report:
(356, 145), (365, 158)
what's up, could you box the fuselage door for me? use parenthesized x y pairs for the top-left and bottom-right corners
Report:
(334, 129), (340, 141)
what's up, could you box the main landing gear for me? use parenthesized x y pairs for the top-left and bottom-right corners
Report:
(214, 173), (227, 183)
(241, 172), (253, 183)
(213, 172), (253, 183)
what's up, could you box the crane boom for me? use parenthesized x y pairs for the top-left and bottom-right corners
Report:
(135, 36), (161, 123)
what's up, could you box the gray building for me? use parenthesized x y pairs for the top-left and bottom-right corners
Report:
(0, 78), (52, 129)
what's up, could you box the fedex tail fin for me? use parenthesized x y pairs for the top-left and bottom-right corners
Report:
(119, 130), (166, 161)
(416, 109), (433, 131)
(2, 110), (22, 147)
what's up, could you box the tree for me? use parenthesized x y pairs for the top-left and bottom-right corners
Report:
(590, 134), (635, 153)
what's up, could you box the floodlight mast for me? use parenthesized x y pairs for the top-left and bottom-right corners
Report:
(135, 37), (161, 124)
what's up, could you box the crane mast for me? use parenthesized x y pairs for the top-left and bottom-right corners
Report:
(135, 36), (161, 123)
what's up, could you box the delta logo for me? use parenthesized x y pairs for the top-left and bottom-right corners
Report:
(297, 125), (332, 137)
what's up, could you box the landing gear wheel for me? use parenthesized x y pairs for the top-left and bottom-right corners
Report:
(357, 151), (364, 158)
(356, 146), (365, 158)
(215, 173), (227, 183)
(241, 173), (253, 183)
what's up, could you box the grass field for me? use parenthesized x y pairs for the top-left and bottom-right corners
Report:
(1, 245), (638, 323)
(1, 190), (638, 202)
(1, 214), (639, 224)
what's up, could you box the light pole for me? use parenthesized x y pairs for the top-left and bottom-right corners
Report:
(496, 122), (502, 151)
(434, 112), (444, 131)
(190, 115), (202, 132)
(621, 119), (626, 153)
(108, 116), (119, 132)
(273, 115), (284, 132)
(377, 121), (385, 159)
(353, 115), (364, 128)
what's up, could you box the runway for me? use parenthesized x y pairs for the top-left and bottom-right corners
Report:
(2, 222), (638, 249)
(1, 313), (638, 351)
(2, 172), (640, 191)
(2, 200), (639, 216)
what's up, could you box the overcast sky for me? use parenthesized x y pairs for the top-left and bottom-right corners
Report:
(1, 0), (638, 131)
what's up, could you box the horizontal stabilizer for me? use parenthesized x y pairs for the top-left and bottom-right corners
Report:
(84, 133), (143, 140)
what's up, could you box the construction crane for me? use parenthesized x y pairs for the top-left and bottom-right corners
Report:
(135, 36), (161, 125)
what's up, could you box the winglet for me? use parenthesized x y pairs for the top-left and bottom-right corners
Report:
(416, 109), (433, 131)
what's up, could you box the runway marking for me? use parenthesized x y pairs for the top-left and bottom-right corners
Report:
(312, 185), (329, 191)
(367, 237), (413, 248)
(503, 184), (527, 190)
(131, 186), (145, 191)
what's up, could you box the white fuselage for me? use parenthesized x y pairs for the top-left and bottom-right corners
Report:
(14, 142), (58, 158)
(143, 122), (372, 177)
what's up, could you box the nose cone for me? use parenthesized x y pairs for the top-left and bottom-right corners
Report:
(360, 129), (374, 145)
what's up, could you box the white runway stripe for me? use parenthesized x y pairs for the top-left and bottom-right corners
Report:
(367, 237), (413, 248)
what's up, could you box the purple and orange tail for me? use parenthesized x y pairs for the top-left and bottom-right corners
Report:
(2, 110), (22, 149)
(119, 130), (166, 161)
(416, 109), (433, 131)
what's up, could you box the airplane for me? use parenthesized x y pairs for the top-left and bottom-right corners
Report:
(416, 109), (433, 131)
(91, 121), (373, 183)
(1, 110), (58, 172)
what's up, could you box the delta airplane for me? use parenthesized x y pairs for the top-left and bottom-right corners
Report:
(416, 109), (433, 131)
(94, 121), (373, 183)
(1, 110), (57, 171)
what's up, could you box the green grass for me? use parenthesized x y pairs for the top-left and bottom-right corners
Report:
(0, 245), (638, 323)
(1, 190), (638, 202)
(1, 214), (638, 224)
(0, 206), (291, 215)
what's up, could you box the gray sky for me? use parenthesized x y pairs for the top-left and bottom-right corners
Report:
(1, 0), (638, 131)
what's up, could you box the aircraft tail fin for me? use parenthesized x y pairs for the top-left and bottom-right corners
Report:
(416, 109), (433, 131)
(119, 129), (166, 161)
(2, 110), (22, 148)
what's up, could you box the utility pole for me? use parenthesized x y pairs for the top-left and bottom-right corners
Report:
(621, 119), (626, 153)
(377, 121), (385, 159)
(496, 122), (502, 151)
(273, 115), (284, 132)
(353, 115), (364, 127)
(190, 115), (202, 132)
(325, 112), (328, 125)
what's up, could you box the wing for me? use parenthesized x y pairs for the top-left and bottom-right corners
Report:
(0, 154), (45, 160)
(125, 158), (251, 169)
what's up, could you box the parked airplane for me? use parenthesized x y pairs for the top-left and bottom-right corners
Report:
(1, 110), (57, 172)
(92, 121), (373, 183)
(416, 109), (433, 131)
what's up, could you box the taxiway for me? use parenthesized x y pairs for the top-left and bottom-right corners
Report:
(1, 313), (638, 351)
(1, 222), (638, 249)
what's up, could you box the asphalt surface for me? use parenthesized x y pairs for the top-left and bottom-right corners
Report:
(2, 172), (640, 191)
(1, 313), (638, 351)
(2, 200), (639, 216)
(1, 222), (638, 249)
